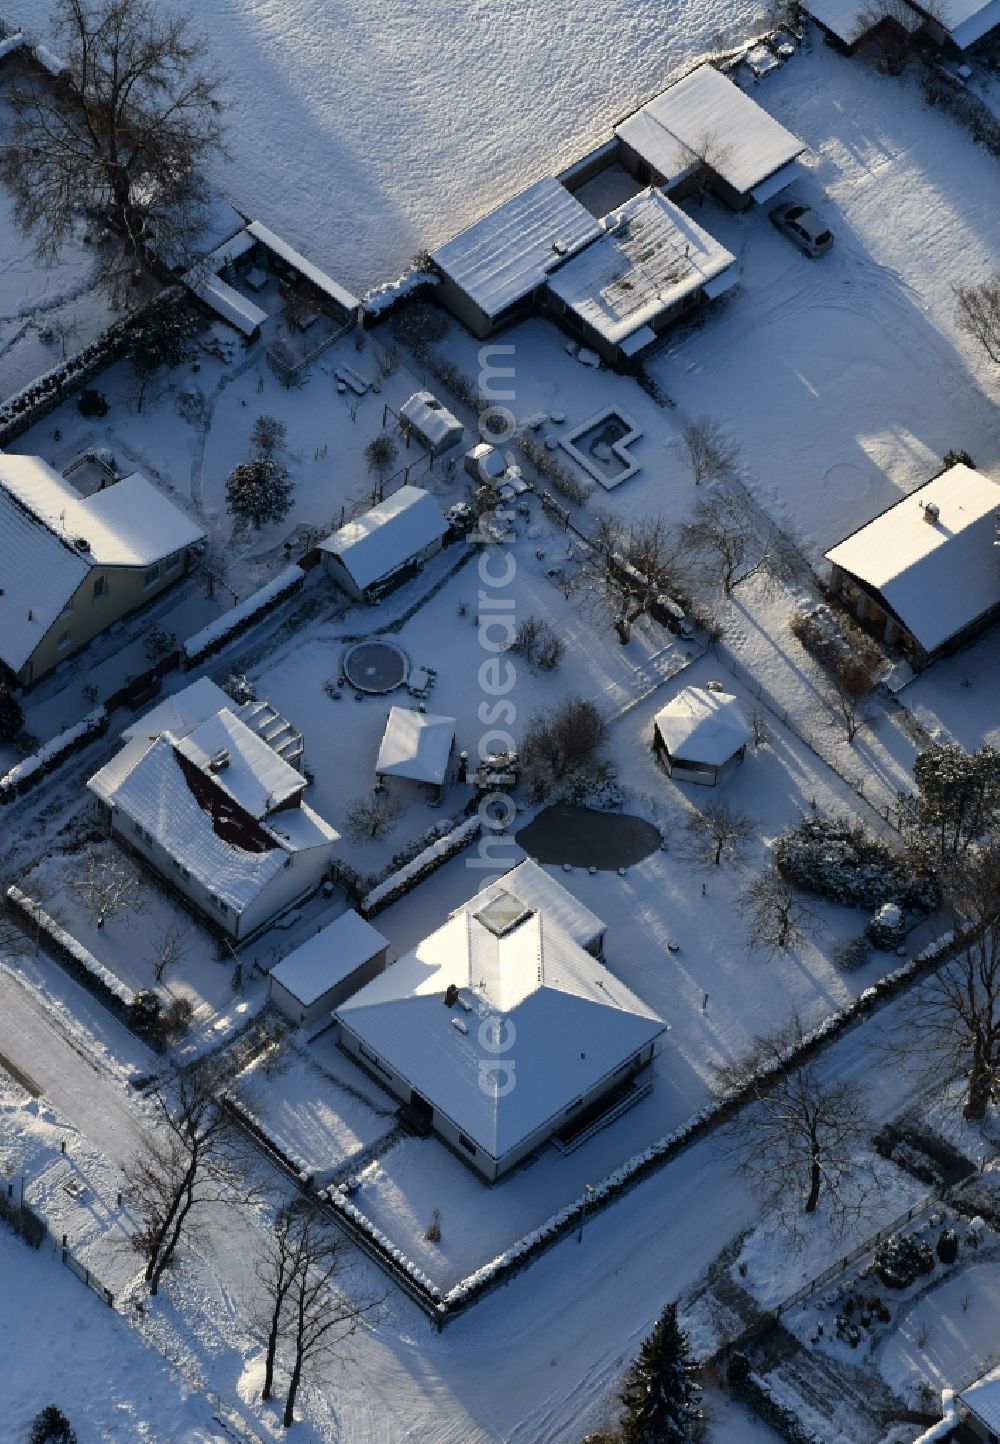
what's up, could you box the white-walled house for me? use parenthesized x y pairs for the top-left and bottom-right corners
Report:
(319, 486), (448, 602)
(88, 689), (338, 942)
(336, 871), (665, 1181)
(269, 911), (389, 1025)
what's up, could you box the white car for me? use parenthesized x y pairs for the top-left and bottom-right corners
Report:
(769, 201), (834, 258)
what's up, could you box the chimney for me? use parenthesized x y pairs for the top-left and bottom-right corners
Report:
(923, 501), (940, 524)
(443, 983), (459, 1008)
(208, 748), (230, 772)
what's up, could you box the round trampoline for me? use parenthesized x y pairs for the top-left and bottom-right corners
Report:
(342, 639), (410, 695)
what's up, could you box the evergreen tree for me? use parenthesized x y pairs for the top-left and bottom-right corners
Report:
(225, 457), (294, 531)
(0, 682), (24, 743)
(619, 1303), (701, 1444)
(904, 743), (1000, 863)
(29, 1405), (78, 1444)
(126, 297), (201, 410)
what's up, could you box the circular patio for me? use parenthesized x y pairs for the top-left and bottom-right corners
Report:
(342, 639), (410, 695)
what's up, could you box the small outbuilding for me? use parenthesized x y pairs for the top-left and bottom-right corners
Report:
(269, 911), (389, 1026)
(398, 391), (464, 458)
(376, 707), (457, 797)
(319, 485), (448, 602)
(653, 686), (753, 786)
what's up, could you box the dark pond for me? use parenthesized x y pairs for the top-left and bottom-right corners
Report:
(515, 803), (662, 870)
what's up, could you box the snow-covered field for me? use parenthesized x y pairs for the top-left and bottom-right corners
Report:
(9, 0), (766, 294)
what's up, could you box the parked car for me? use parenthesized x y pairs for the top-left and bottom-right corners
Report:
(769, 201), (834, 257)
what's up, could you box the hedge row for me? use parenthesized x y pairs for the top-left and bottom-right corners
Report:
(360, 815), (483, 916)
(728, 1358), (819, 1444)
(181, 565), (305, 665)
(5, 886), (135, 1010)
(0, 708), (108, 804)
(0, 285), (186, 446)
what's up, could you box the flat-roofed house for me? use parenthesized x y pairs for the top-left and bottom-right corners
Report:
(545, 189), (737, 364)
(0, 455), (205, 688)
(319, 486), (448, 602)
(429, 176), (603, 337)
(269, 911), (389, 1025)
(825, 464), (1000, 667)
(616, 63), (806, 209)
(336, 872), (665, 1181)
(88, 698), (338, 941)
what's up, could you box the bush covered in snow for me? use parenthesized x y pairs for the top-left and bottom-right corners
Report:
(874, 1232), (935, 1289)
(775, 814), (939, 912)
(866, 901), (906, 952)
(0, 708), (108, 803)
(182, 566), (305, 665)
(727, 1355), (819, 1444)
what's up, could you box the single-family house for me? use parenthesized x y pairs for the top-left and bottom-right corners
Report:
(88, 692), (338, 941)
(375, 707), (457, 798)
(824, 463), (1000, 666)
(336, 873), (665, 1181)
(615, 63), (806, 209)
(319, 486), (449, 602)
(654, 686), (753, 785)
(398, 391), (463, 457)
(0, 455), (205, 688)
(429, 176), (603, 337)
(960, 1365), (1000, 1442)
(545, 188), (737, 365)
(472, 859), (606, 958)
(269, 911), (389, 1026)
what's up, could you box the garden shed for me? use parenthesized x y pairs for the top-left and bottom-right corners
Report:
(375, 707), (457, 797)
(398, 391), (464, 457)
(269, 911), (389, 1026)
(653, 685), (753, 786)
(319, 486), (448, 602)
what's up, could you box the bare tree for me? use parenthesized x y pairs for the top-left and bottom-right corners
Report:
(364, 436), (398, 502)
(739, 866), (813, 957)
(147, 923), (189, 982)
(898, 846), (1000, 1119)
(681, 484), (771, 596)
(853, 0), (941, 73)
(520, 696), (608, 799)
(279, 1209), (383, 1427)
(569, 513), (686, 640)
(681, 416), (739, 487)
(251, 415), (287, 457)
(0, 0), (227, 290)
(255, 1199), (310, 1404)
(716, 1015), (877, 1226)
(124, 1059), (249, 1295)
(344, 791), (402, 843)
(828, 654), (880, 744)
(679, 802), (755, 869)
(68, 850), (145, 928)
(954, 274), (1000, 366)
(509, 615), (565, 671)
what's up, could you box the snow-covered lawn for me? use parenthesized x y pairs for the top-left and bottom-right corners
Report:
(904, 624), (1000, 752)
(880, 1255), (1000, 1406)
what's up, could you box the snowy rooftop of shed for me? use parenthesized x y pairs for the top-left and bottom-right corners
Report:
(270, 911), (389, 1006)
(430, 176), (603, 319)
(938, 0), (1000, 46)
(398, 391), (463, 450)
(654, 686), (753, 765)
(616, 63), (805, 198)
(801, 0), (921, 43)
(246, 221), (359, 312)
(376, 707), (456, 785)
(961, 1367), (1000, 1433)
(464, 860), (605, 953)
(824, 464), (1000, 654)
(337, 890), (664, 1161)
(319, 486), (448, 591)
(545, 189), (735, 346)
(175, 708), (306, 819)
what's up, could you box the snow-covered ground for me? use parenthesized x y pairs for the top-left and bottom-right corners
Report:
(9, 0), (767, 294)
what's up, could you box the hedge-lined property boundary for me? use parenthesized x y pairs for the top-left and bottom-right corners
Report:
(0, 708), (108, 803)
(0, 286), (187, 446)
(182, 565), (305, 666)
(359, 815), (483, 916)
(5, 886), (135, 1012)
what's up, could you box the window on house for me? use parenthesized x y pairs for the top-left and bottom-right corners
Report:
(143, 564), (161, 588)
(458, 1134), (476, 1155)
(164, 552), (182, 572)
(93, 575), (108, 601)
(57, 630), (72, 650)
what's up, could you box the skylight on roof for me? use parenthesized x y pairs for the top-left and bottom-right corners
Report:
(474, 891), (533, 938)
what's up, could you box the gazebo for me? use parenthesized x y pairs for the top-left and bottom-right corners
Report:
(375, 706), (457, 800)
(653, 685), (752, 786)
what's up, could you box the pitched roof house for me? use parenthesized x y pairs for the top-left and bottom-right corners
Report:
(88, 687), (338, 941)
(319, 486), (448, 601)
(336, 871), (664, 1180)
(0, 454), (205, 687)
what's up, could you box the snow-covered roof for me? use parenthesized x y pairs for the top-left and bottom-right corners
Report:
(194, 272), (268, 336)
(376, 707), (457, 786)
(88, 730), (337, 916)
(801, 0), (922, 43)
(462, 860), (605, 953)
(270, 910), (389, 1005)
(398, 391), (463, 452)
(430, 177), (603, 320)
(545, 189), (735, 347)
(961, 1368), (1000, 1432)
(939, 0), (1000, 46)
(319, 486), (448, 592)
(120, 678), (232, 744)
(825, 464), (1000, 655)
(616, 64), (805, 198)
(654, 686), (753, 765)
(246, 221), (359, 312)
(337, 886), (664, 1162)
(0, 456), (204, 672)
(175, 708), (306, 818)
